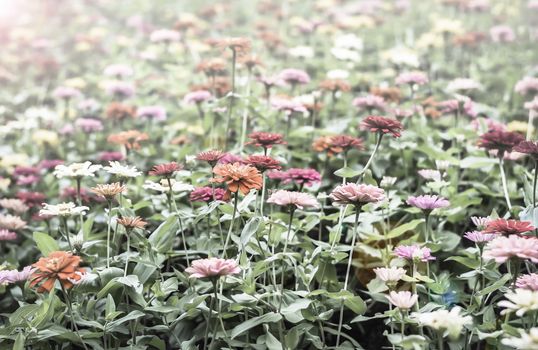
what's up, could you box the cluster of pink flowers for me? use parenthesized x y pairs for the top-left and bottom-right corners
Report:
(268, 168), (321, 187)
(189, 187), (227, 203)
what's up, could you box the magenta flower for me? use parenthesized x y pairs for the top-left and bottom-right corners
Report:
(483, 235), (538, 263)
(217, 153), (244, 165)
(394, 244), (436, 262)
(185, 258), (240, 279)
(184, 90), (212, 104)
(279, 68), (310, 85)
(0, 229), (17, 241)
(407, 195), (450, 211)
(137, 106), (167, 121)
(329, 183), (385, 206)
(189, 187), (226, 203)
(267, 190), (319, 210)
(99, 151), (124, 162)
(0, 266), (33, 285)
(267, 168), (321, 187)
(464, 231), (498, 243)
(39, 159), (64, 170)
(516, 273), (538, 291)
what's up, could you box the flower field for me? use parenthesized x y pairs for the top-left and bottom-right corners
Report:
(2, 0), (538, 349)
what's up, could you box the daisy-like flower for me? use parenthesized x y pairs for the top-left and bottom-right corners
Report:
(106, 103), (136, 121)
(185, 258), (241, 279)
(149, 162), (183, 177)
(245, 132), (286, 150)
(0, 214), (27, 231)
(244, 155), (281, 173)
(0, 229), (17, 241)
(270, 97), (308, 115)
(136, 106), (167, 121)
(446, 78), (482, 92)
(30, 251), (85, 292)
(498, 289), (538, 316)
(143, 179), (194, 193)
(407, 195), (450, 211)
(412, 307), (472, 339)
(53, 161), (102, 178)
(217, 37), (251, 54)
(329, 183), (385, 206)
(387, 291), (418, 310)
(502, 327), (538, 349)
(0, 266), (33, 285)
(394, 245), (436, 262)
(53, 86), (81, 100)
(107, 130), (149, 150)
(484, 219), (535, 235)
(395, 71), (429, 86)
(266, 190), (319, 210)
(329, 135), (365, 154)
(0, 198), (29, 214)
(267, 168), (321, 187)
(99, 152), (124, 162)
(418, 169), (442, 182)
(91, 182), (126, 200)
(40, 203), (89, 217)
(279, 68), (311, 85)
(189, 187), (227, 202)
(471, 216), (492, 230)
(478, 130), (524, 155)
(490, 25), (516, 43)
(517, 274), (538, 291)
(524, 97), (538, 112)
(103, 161), (142, 179)
(75, 118), (103, 133)
(104, 81), (135, 98)
(212, 163), (262, 195)
(373, 266), (406, 285)
(360, 116), (403, 137)
(117, 216), (148, 230)
(483, 235), (538, 263)
(464, 231), (498, 243)
(196, 150), (225, 167)
(515, 76), (538, 96)
(319, 79), (351, 93)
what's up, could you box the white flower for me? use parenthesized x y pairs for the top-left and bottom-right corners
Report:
(373, 267), (406, 283)
(54, 161), (102, 178)
(380, 176), (397, 188)
(502, 327), (538, 349)
(334, 33), (363, 50)
(418, 169), (442, 182)
(412, 306), (472, 339)
(288, 46), (314, 59)
(446, 78), (482, 92)
(103, 161), (142, 178)
(330, 47), (360, 62)
(40, 203), (89, 217)
(327, 69), (349, 80)
(143, 179), (194, 193)
(435, 160), (450, 170)
(498, 289), (538, 317)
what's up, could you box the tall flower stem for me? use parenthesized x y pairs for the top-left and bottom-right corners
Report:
(224, 49), (237, 147)
(356, 133), (383, 182)
(278, 209), (295, 313)
(411, 262), (424, 336)
(62, 218), (74, 252)
(166, 178), (190, 266)
(511, 258), (522, 291)
(223, 193), (239, 258)
(498, 156), (512, 211)
(203, 282), (217, 350)
(239, 69), (252, 154)
(106, 200), (112, 269)
(61, 285), (89, 350)
(335, 206), (361, 347)
(260, 173), (266, 215)
(424, 212), (431, 243)
(123, 228), (132, 277)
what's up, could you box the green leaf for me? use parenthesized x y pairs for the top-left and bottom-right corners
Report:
(105, 294), (116, 321)
(460, 157), (497, 169)
(148, 216), (178, 253)
(231, 312), (282, 339)
(345, 296), (367, 315)
(13, 333), (25, 350)
(477, 274), (511, 296)
(445, 256), (479, 269)
(106, 310), (145, 332)
(386, 219), (425, 239)
(334, 167), (362, 178)
(266, 331), (283, 350)
(33, 232), (59, 256)
(240, 217), (261, 247)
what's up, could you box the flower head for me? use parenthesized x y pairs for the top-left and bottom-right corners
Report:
(406, 195), (450, 211)
(484, 219), (535, 235)
(245, 155), (281, 173)
(137, 106), (167, 121)
(498, 289), (538, 316)
(0, 214), (27, 231)
(245, 132), (286, 149)
(149, 162), (183, 177)
(483, 235), (538, 263)
(184, 90), (212, 104)
(352, 95), (387, 111)
(387, 291), (418, 310)
(395, 71), (429, 86)
(212, 163), (262, 195)
(0, 198), (29, 214)
(471, 216), (492, 230)
(517, 274), (538, 291)
(478, 130), (524, 155)
(464, 231), (498, 243)
(91, 182), (126, 199)
(0, 266), (33, 285)
(117, 216), (148, 230)
(360, 116), (403, 137)
(279, 68), (310, 85)
(107, 130), (149, 150)
(196, 150), (225, 167)
(185, 258), (241, 279)
(514, 141), (538, 160)
(40, 203), (89, 217)
(412, 306), (472, 339)
(0, 229), (17, 241)
(267, 168), (321, 187)
(329, 135), (365, 153)
(373, 266), (406, 284)
(189, 187), (227, 202)
(502, 328), (538, 349)
(54, 161), (102, 178)
(267, 190), (319, 210)
(330, 183), (385, 206)
(30, 251), (85, 292)
(103, 161), (142, 178)
(394, 244), (436, 262)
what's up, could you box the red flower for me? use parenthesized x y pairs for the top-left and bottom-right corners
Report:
(196, 150), (225, 167)
(245, 132), (286, 149)
(329, 135), (365, 153)
(149, 162), (183, 177)
(514, 141), (538, 159)
(484, 219), (535, 235)
(478, 130), (524, 155)
(245, 155), (281, 173)
(360, 116), (403, 137)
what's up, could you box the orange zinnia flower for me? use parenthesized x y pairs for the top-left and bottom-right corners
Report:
(30, 251), (85, 292)
(107, 130), (149, 150)
(212, 162), (262, 196)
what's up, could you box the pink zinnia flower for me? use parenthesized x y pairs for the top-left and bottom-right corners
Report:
(360, 115), (403, 137)
(245, 132), (286, 149)
(471, 216), (492, 230)
(99, 151), (124, 162)
(184, 90), (212, 104)
(279, 68), (311, 85)
(150, 29), (181, 43)
(266, 190), (319, 210)
(524, 96), (538, 111)
(395, 71), (429, 86)
(189, 187), (226, 203)
(406, 195), (450, 211)
(490, 25), (516, 43)
(515, 77), (538, 96)
(105, 81), (135, 98)
(75, 118), (103, 133)
(185, 258), (240, 279)
(484, 219), (535, 235)
(352, 95), (386, 111)
(483, 235), (538, 263)
(394, 244), (436, 262)
(137, 106), (167, 121)
(39, 159), (64, 170)
(373, 267), (406, 284)
(267, 168), (321, 187)
(103, 64), (133, 78)
(270, 97), (308, 115)
(516, 273), (538, 291)
(53, 86), (81, 100)
(0, 266), (34, 285)
(387, 291), (418, 310)
(329, 183), (385, 206)
(0, 229), (17, 241)
(149, 162), (183, 177)
(464, 231), (498, 243)
(217, 153), (244, 165)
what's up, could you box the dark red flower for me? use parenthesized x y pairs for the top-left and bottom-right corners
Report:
(360, 116), (403, 137)
(478, 130), (524, 155)
(245, 155), (282, 173)
(189, 187), (227, 202)
(329, 135), (365, 153)
(149, 162), (183, 177)
(196, 150), (225, 167)
(245, 132), (286, 149)
(267, 168), (321, 187)
(514, 141), (538, 159)
(16, 191), (46, 207)
(484, 219), (535, 235)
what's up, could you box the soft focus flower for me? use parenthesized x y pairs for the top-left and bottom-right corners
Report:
(446, 78), (482, 92)
(271, 97), (308, 115)
(279, 68), (310, 85)
(117, 216), (148, 230)
(137, 106), (167, 121)
(30, 251), (85, 292)
(150, 29), (181, 43)
(143, 179), (194, 193)
(107, 130), (149, 150)
(352, 95), (386, 111)
(395, 71), (429, 86)
(218, 37), (251, 54)
(267, 168), (321, 187)
(245, 132), (286, 149)
(412, 306), (472, 339)
(484, 219), (535, 235)
(54, 161), (102, 178)
(483, 235), (538, 263)
(490, 25), (516, 43)
(149, 162), (183, 177)
(471, 216), (492, 230)
(0, 198), (29, 214)
(104, 80), (135, 98)
(387, 291), (418, 310)
(418, 169), (442, 182)
(478, 130), (525, 155)
(103, 64), (133, 78)
(373, 267), (406, 284)
(212, 163), (262, 195)
(40, 203), (89, 217)
(515, 77), (538, 95)
(464, 231), (498, 243)
(329, 135), (364, 153)
(517, 273), (538, 291)
(0, 266), (33, 285)
(360, 116), (403, 137)
(53, 86), (81, 99)
(197, 150), (225, 167)
(330, 183), (385, 206)
(75, 118), (104, 133)
(245, 155), (281, 172)
(189, 187), (227, 202)
(514, 141), (538, 159)
(394, 244), (436, 262)
(99, 152), (124, 162)
(0, 214), (27, 231)
(0, 229), (17, 241)
(498, 289), (538, 316)
(267, 190), (319, 210)
(185, 258), (240, 279)
(380, 176), (397, 188)
(184, 90), (212, 104)
(91, 182), (126, 199)
(103, 161), (142, 178)
(406, 195), (450, 211)
(524, 96), (538, 111)
(502, 327), (538, 349)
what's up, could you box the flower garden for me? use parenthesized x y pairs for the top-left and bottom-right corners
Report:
(1, 0), (538, 349)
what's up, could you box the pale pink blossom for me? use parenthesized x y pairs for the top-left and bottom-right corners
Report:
(471, 216), (492, 230)
(515, 77), (538, 95)
(394, 245), (436, 262)
(267, 190), (319, 209)
(464, 231), (498, 243)
(279, 68), (311, 85)
(483, 235), (538, 263)
(395, 71), (428, 86)
(329, 183), (385, 206)
(387, 291), (418, 310)
(406, 195), (450, 211)
(352, 94), (386, 111)
(0, 229), (17, 241)
(185, 258), (240, 279)
(150, 29), (181, 43)
(517, 273), (538, 291)
(0, 266), (33, 285)
(373, 267), (406, 283)
(137, 106), (167, 121)
(184, 90), (212, 104)
(490, 25), (516, 43)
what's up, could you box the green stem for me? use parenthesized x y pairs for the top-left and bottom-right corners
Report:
(61, 285), (89, 350)
(222, 193), (239, 258)
(106, 201), (112, 269)
(356, 133), (383, 181)
(499, 156), (512, 212)
(278, 209), (295, 313)
(124, 230), (131, 277)
(63, 218), (73, 252)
